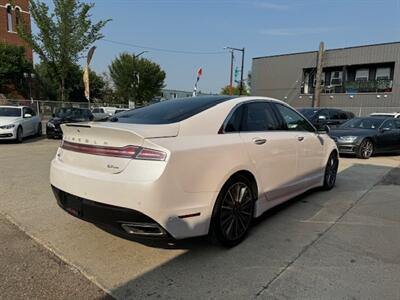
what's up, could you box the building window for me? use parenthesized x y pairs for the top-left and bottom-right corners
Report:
(6, 5), (13, 32)
(15, 7), (21, 27)
(355, 69), (369, 81)
(313, 72), (325, 87)
(375, 67), (391, 80)
(330, 71), (343, 86)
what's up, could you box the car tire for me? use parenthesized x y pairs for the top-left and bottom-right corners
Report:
(211, 175), (255, 247)
(323, 151), (339, 190)
(16, 126), (23, 143)
(357, 139), (374, 159)
(36, 122), (42, 137)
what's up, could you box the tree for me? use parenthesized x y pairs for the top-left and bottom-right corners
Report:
(0, 43), (32, 97)
(109, 53), (166, 106)
(17, 0), (110, 101)
(220, 84), (250, 96)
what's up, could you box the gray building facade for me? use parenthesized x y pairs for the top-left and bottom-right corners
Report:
(251, 42), (400, 115)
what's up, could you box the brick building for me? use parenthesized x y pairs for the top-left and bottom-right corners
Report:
(0, 0), (32, 60)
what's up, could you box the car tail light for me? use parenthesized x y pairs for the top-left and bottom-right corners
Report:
(136, 148), (167, 161)
(61, 141), (166, 161)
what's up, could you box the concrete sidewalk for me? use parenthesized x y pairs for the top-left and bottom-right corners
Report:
(0, 214), (113, 300)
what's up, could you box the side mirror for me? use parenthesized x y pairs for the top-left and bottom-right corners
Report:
(24, 113), (32, 118)
(52, 113), (56, 118)
(318, 115), (327, 122)
(318, 125), (330, 134)
(380, 127), (392, 133)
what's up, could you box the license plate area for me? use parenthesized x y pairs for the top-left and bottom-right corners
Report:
(61, 193), (83, 217)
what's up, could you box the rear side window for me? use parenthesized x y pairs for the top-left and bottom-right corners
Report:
(338, 111), (348, 120)
(224, 106), (244, 133)
(241, 102), (281, 132)
(382, 119), (396, 129)
(115, 96), (234, 124)
(92, 108), (104, 113)
(23, 107), (36, 116)
(329, 110), (341, 120)
(316, 109), (329, 120)
(274, 104), (315, 132)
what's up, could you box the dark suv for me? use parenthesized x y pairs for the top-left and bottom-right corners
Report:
(297, 108), (355, 130)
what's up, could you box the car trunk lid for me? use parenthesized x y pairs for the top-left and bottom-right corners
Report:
(58, 122), (178, 174)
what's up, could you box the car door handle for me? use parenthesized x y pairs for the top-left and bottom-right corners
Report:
(253, 138), (267, 145)
(297, 136), (305, 142)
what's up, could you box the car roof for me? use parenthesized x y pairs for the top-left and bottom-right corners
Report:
(370, 112), (400, 116)
(298, 107), (345, 111)
(353, 116), (394, 120)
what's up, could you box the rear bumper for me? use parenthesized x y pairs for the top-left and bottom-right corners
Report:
(50, 154), (217, 239)
(52, 186), (170, 238)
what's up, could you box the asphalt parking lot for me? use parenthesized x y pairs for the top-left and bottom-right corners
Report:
(1, 137), (400, 299)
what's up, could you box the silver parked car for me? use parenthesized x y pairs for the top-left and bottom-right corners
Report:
(0, 106), (42, 143)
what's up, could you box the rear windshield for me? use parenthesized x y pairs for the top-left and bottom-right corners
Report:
(0, 107), (21, 117)
(114, 96), (234, 124)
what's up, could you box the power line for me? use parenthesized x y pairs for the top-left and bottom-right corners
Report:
(101, 39), (226, 55)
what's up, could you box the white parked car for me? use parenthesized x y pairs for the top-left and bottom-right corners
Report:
(0, 106), (42, 143)
(91, 107), (119, 121)
(50, 96), (338, 247)
(370, 112), (400, 119)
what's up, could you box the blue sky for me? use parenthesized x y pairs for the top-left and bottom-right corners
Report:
(37, 0), (400, 93)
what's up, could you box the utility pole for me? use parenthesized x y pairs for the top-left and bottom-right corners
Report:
(313, 41), (324, 108)
(229, 50), (234, 95)
(239, 47), (245, 95)
(224, 46), (245, 95)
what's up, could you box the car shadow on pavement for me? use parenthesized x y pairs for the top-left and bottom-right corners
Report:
(0, 135), (47, 145)
(96, 163), (397, 299)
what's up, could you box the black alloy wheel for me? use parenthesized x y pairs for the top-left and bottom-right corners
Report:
(357, 139), (374, 159)
(212, 175), (255, 247)
(323, 152), (339, 190)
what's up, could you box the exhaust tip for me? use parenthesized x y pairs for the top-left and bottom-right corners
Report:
(121, 222), (167, 237)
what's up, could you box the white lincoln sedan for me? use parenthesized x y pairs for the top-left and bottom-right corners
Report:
(50, 96), (338, 247)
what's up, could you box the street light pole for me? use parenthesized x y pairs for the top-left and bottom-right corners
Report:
(131, 51), (149, 107)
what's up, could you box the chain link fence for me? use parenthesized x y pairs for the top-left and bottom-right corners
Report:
(1, 99), (398, 119)
(0, 99), (129, 120)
